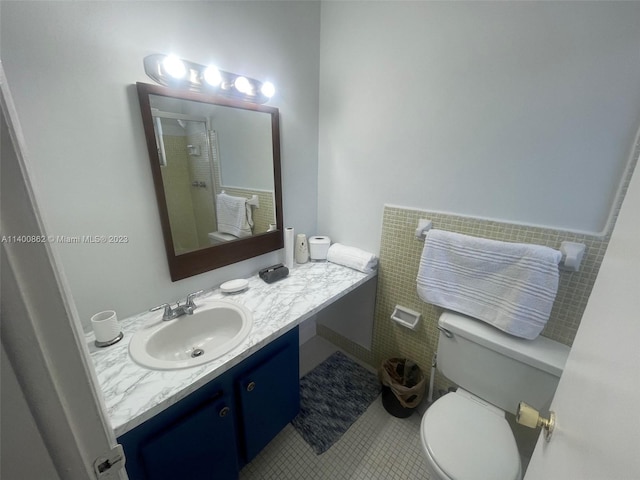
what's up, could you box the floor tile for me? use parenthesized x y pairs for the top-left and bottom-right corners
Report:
(239, 336), (428, 480)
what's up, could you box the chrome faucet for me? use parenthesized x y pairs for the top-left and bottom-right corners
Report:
(151, 290), (204, 321)
(183, 290), (203, 314)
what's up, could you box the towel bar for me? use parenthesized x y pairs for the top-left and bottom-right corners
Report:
(220, 190), (260, 208)
(415, 219), (432, 239)
(414, 218), (586, 272)
(559, 241), (586, 272)
(247, 195), (260, 208)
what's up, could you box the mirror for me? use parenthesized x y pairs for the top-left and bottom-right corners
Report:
(136, 82), (283, 281)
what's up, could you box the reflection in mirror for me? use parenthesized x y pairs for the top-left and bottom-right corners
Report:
(150, 95), (276, 254)
(137, 83), (283, 281)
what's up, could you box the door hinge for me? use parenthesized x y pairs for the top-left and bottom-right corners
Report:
(93, 444), (125, 479)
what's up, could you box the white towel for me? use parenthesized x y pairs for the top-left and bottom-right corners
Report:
(417, 230), (562, 340)
(327, 243), (378, 274)
(216, 192), (253, 238)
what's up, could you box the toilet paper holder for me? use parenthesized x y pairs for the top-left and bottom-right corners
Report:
(390, 305), (421, 330)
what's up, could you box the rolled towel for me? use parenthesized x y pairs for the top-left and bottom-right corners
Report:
(327, 243), (378, 273)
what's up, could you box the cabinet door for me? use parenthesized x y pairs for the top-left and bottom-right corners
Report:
(135, 391), (238, 480)
(236, 338), (300, 462)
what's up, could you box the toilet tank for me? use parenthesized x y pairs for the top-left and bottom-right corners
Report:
(437, 311), (570, 415)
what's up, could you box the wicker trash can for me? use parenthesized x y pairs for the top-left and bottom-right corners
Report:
(379, 358), (427, 418)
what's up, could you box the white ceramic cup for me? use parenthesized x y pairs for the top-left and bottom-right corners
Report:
(91, 310), (120, 343)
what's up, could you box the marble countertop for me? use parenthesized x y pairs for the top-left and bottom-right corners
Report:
(89, 261), (375, 437)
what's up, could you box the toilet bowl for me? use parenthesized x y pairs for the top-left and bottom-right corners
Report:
(418, 311), (569, 480)
(420, 389), (521, 480)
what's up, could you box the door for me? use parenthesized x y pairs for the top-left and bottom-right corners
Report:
(236, 328), (300, 462)
(1, 66), (125, 479)
(524, 142), (640, 479)
(139, 392), (238, 480)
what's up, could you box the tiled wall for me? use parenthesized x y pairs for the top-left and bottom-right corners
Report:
(371, 206), (613, 390)
(319, 136), (639, 393)
(320, 208), (615, 406)
(321, 207), (611, 388)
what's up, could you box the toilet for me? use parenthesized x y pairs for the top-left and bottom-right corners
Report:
(208, 231), (237, 245)
(420, 311), (570, 480)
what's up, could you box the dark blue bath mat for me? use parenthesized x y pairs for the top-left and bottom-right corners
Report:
(291, 351), (381, 454)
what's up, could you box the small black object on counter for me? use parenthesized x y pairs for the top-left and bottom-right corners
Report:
(259, 264), (289, 284)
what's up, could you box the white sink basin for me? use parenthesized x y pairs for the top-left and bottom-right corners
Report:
(129, 300), (253, 370)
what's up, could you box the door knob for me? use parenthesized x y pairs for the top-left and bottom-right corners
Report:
(516, 401), (555, 442)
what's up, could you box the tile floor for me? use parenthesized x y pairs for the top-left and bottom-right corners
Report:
(239, 336), (429, 480)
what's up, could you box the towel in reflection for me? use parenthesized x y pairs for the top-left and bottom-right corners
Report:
(216, 192), (253, 238)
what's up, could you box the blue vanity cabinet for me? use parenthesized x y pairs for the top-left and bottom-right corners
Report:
(235, 327), (300, 463)
(118, 326), (300, 479)
(118, 373), (239, 480)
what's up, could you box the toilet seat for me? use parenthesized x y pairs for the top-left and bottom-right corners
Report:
(420, 391), (521, 480)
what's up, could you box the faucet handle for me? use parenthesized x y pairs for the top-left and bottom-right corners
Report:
(150, 303), (174, 319)
(186, 290), (204, 307)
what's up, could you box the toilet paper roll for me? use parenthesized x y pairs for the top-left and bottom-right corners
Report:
(91, 310), (120, 343)
(284, 227), (295, 269)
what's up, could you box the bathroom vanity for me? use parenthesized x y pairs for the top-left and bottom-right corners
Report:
(119, 327), (299, 479)
(89, 261), (376, 479)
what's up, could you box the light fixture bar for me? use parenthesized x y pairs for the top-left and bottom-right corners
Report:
(143, 54), (275, 104)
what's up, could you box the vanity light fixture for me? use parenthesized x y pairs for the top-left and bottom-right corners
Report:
(261, 81), (275, 98)
(234, 76), (252, 94)
(143, 54), (275, 104)
(203, 65), (222, 87)
(162, 55), (187, 79)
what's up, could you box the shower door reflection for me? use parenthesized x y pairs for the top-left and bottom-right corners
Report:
(154, 114), (218, 255)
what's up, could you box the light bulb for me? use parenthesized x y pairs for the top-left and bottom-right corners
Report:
(261, 81), (275, 98)
(234, 76), (252, 94)
(162, 55), (186, 79)
(204, 66), (222, 87)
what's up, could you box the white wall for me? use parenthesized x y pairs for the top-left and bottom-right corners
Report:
(1, 1), (320, 330)
(215, 106), (273, 190)
(318, 1), (640, 253)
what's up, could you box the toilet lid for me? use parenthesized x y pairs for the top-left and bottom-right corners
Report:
(422, 392), (521, 480)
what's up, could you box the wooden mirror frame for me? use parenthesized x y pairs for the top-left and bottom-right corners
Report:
(136, 82), (283, 281)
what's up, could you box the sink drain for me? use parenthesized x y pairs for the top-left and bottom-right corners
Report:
(191, 348), (205, 358)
